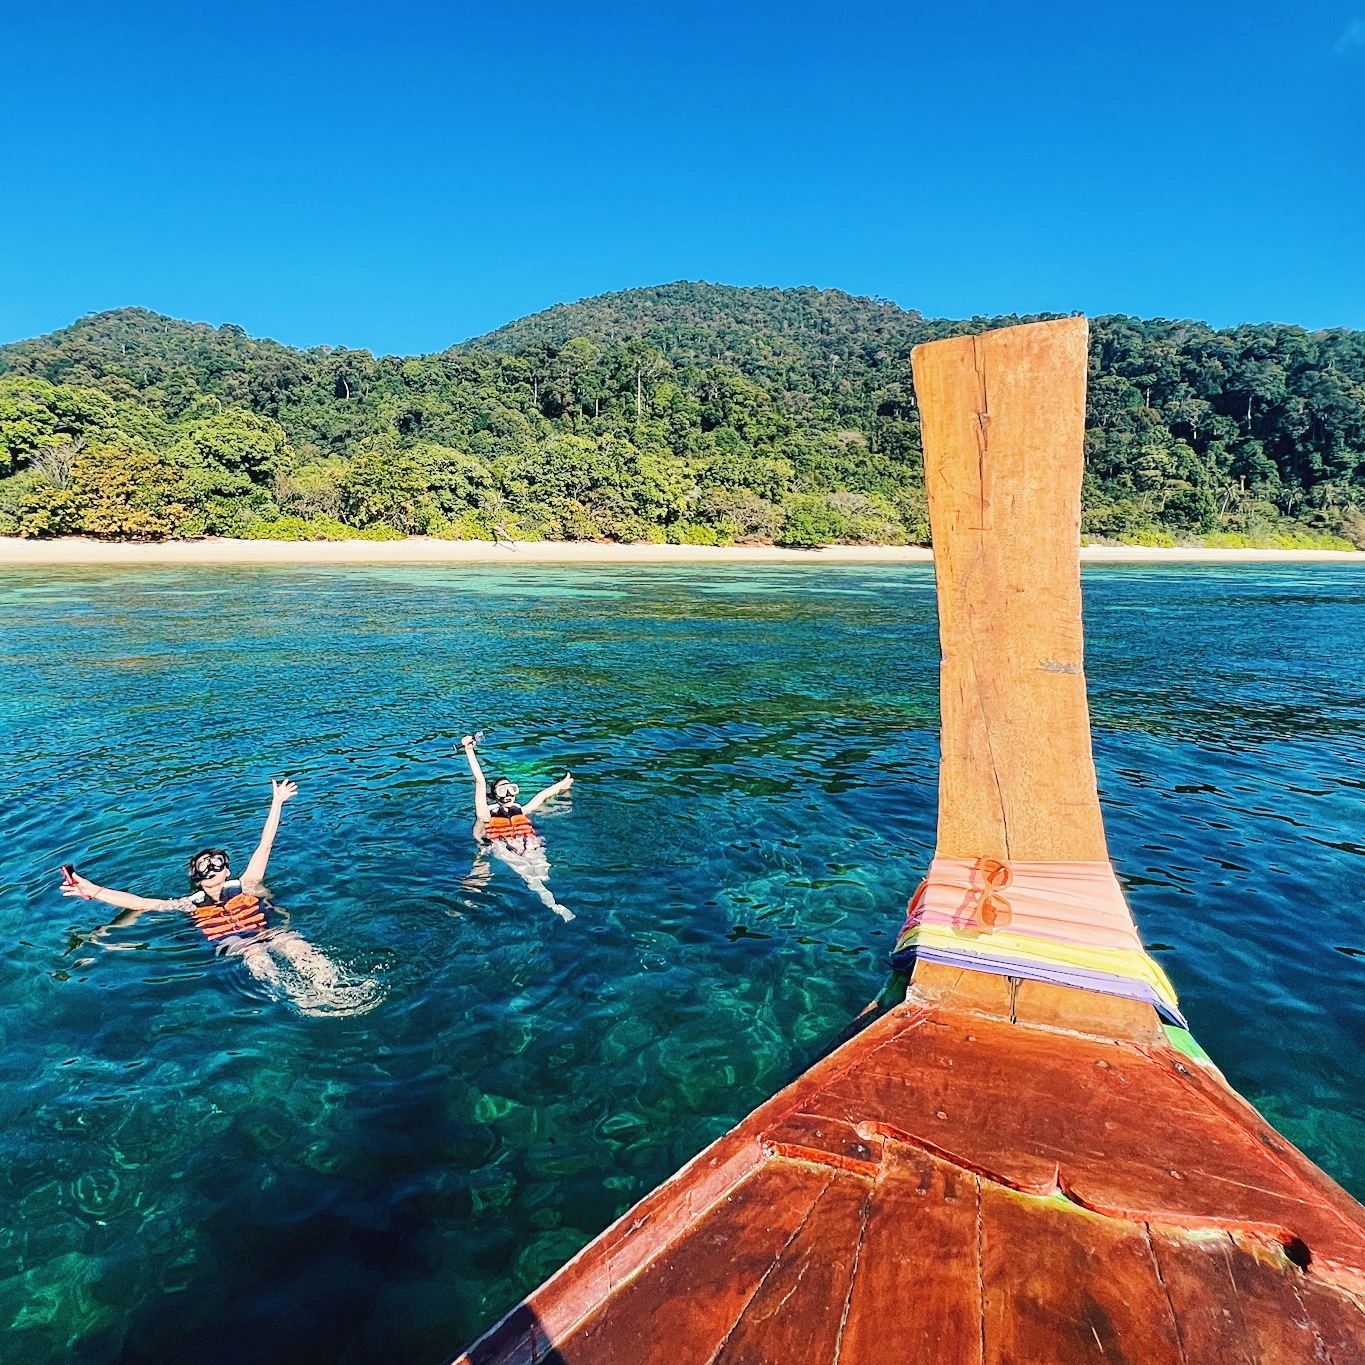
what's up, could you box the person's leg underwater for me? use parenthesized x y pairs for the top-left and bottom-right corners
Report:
(490, 841), (574, 922)
(226, 930), (378, 1015)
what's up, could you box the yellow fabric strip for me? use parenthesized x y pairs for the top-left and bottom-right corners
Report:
(896, 923), (1181, 1015)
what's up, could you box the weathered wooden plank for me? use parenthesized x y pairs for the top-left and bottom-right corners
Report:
(551, 1159), (830, 1364)
(1224, 1231), (1342, 1362)
(1290, 1267), (1365, 1362)
(980, 1180), (1184, 1365)
(1147, 1226), (1334, 1364)
(908, 961), (1166, 1044)
(1009, 974), (1166, 1042)
(810, 1007), (1365, 1270)
(713, 1168), (872, 1365)
(835, 1141), (983, 1365)
(762, 1110), (883, 1178)
(913, 317), (1103, 863)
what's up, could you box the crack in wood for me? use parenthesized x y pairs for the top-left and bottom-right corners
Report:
(1144, 1221), (1190, 1365)
(831, 1183), (876, 1365)
(824, 1117), (1336, 1288)
(1219, 1232), (1259, 1365)
(1284, 1268), (1339, 1365)
(706, 1171), (834, 1365)
(975, 1173), (988, 1365)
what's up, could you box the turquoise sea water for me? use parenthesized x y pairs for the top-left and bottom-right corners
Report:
(2, 563), (1363, 1363)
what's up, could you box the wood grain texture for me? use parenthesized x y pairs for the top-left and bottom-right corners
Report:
(713, 1168), (871, 1365)
(453, 994), (1365, 1364)
(1146, 1227), (1335, 1363)
(835, 1141), (983, 1365)
(913, 317), (1105, 862)
(980, 1180), (1185, 1365)
(556, 1159), (829, 1365)
(909, 960), (1166, 1044)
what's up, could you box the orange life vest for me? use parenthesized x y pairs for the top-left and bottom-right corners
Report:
(486, 811), (537, 842)
(192, 890), (269, 942)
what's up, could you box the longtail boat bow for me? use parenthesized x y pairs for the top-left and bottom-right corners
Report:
(453, 318), (1365, 1364)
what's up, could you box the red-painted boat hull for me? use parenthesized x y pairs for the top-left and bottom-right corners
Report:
(454, 971), (1365, 1363)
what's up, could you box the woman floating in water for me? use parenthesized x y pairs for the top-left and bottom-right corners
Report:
(459, 734), (575, 921)
(60, 779), (376, 1016)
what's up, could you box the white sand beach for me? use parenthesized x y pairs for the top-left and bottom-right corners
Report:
(0, 537), (1362, 566)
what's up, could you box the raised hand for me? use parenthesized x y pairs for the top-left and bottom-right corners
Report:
(61, 872), (100, 900)
(559, 772), (574, 791)
(460, 734), (478, 751)
(271, 778), (298, 805)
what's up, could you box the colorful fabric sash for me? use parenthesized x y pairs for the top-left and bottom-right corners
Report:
(889, 856), (1185, 1027)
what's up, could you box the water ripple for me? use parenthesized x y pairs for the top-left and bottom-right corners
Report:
(0, 563), (1362, 1363)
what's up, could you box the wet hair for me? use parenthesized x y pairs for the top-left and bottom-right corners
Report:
(188, 847), (230, 887)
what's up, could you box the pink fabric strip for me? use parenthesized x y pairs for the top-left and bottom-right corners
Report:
(912, 856), (1145, 952)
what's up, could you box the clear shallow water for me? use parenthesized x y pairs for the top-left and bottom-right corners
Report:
(0, 563), (1362, 1364)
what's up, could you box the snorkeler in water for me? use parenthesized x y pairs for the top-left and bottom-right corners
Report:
(59, 780), (375, 1015)
(459, 734), (575, 921)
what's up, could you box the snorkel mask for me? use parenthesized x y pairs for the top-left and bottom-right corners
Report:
(489, 779), (520, 804)
(189, 849), (230, 885)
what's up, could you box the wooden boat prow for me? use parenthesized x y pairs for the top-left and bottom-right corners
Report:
(453, 320), (1365, 1363)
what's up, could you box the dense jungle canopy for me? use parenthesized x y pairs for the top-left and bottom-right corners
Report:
(1, 282), (1363, 547)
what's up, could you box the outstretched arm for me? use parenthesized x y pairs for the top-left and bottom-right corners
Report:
(461, 736), (492, 823)
(241, 779), (297, 892)
(522, 772), (573, 815)
(61, 871), (186, 918)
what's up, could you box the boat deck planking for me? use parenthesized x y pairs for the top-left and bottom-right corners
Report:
(455, 979), (1365, 1364)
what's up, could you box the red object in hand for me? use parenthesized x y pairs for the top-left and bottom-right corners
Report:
(61, 864), (78, 885)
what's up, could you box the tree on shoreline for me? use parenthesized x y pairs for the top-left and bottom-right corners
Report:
(1, 286), (1362, 547)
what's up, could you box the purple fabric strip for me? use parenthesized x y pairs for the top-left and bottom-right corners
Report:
(892, 943), (1188, 1029)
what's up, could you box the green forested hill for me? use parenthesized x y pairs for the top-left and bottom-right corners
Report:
(1, 283), (1362, 547)
(472, 282), (927, 359)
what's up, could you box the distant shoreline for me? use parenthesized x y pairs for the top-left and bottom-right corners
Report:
(1, 536), (1363, 566)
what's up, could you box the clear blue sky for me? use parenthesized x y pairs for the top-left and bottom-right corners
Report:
(4, 0), (1362, 353)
